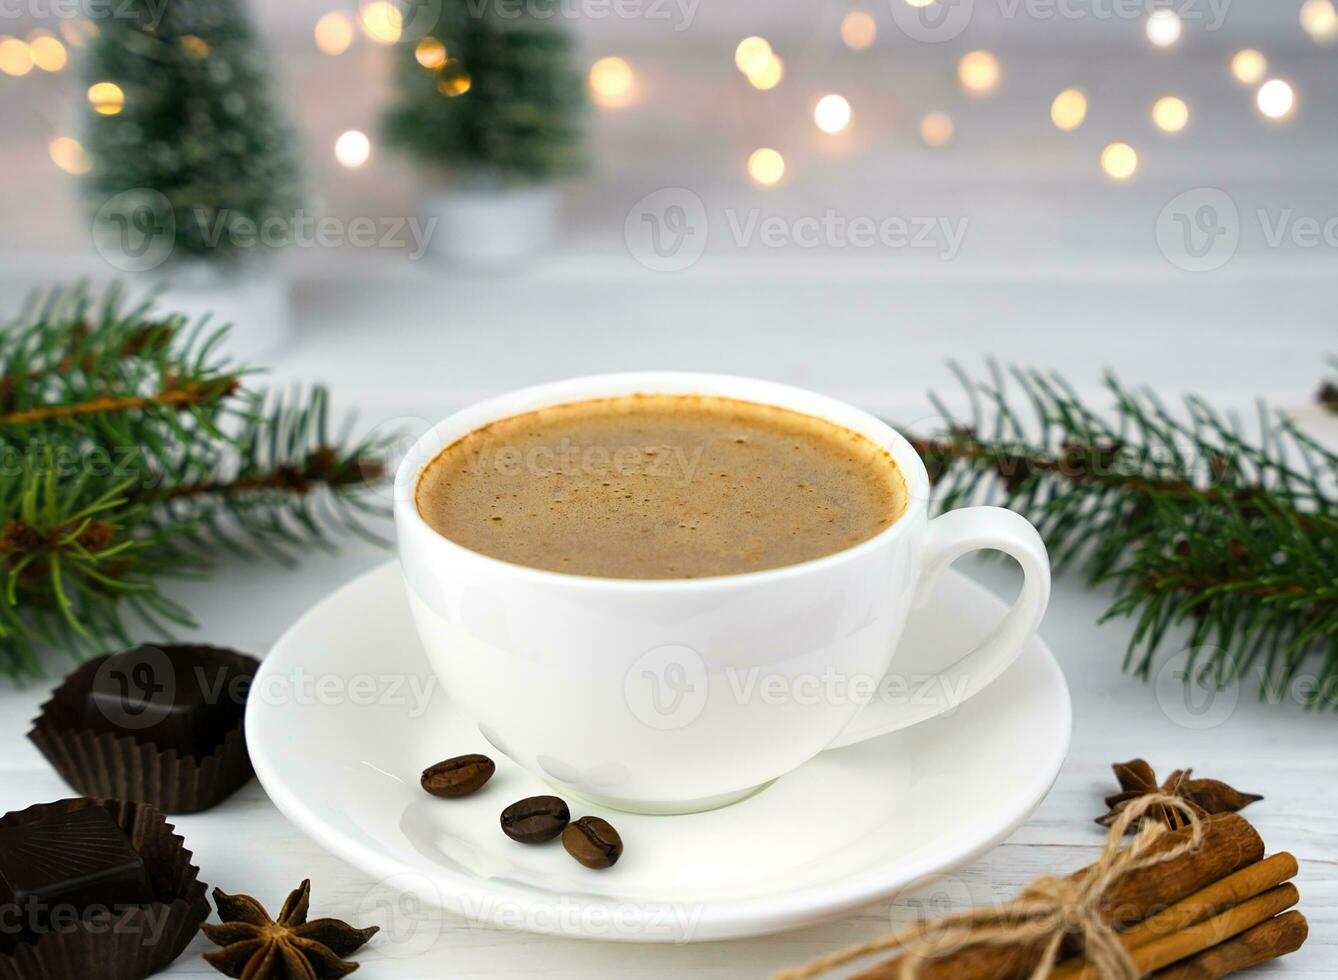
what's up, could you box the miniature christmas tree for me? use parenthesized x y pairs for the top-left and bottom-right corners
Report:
(81, 0), (301, 269)
(382, 0), (586, 183)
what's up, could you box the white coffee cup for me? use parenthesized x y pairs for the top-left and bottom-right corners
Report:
(395, 373), (1050, 814)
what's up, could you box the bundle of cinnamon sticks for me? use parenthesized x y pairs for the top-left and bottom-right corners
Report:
(850, 813), (1306, 980)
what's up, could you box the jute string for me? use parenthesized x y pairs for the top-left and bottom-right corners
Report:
(775, 793), (1204, 980)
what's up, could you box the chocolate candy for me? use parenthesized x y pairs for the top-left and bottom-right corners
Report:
(82, 645), (247, 759)
(0, 807), (155, 951)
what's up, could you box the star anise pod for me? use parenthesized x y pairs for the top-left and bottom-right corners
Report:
(1096, 758), (1263, 832)
(201, 879), (379, 979)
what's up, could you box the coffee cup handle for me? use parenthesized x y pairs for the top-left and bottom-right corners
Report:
(825, 507), (1051, 749)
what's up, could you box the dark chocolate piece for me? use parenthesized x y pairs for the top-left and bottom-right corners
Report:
(82, 645), (246, 759)
(0, 807), (155, 952)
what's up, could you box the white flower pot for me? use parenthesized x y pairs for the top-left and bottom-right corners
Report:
(421, 183), (560, 267)
(136, 262), (291, 361)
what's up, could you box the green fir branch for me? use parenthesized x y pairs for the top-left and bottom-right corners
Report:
(0, 286), (391, 679)
(907, 363), (1338, 709)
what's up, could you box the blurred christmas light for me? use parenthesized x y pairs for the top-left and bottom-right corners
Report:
(814, 94), (852, 134)
(734, 36), (772, 75)
(1300, 0), (1338, 42)
(1050, 88), (1087, 131)
(747, 148), (784, 186)
(1230, 49), (1267, 84)
(1100, 142), (1138, 181)
(315, 12), (355, 55)
(335, 130), (371, 168)
(1256, 79), (1295, 119)
(416, 37), (447, 69)
(436, 61), (472, 96)
(1152, 96), (1189, 132)
(49, 136), (89, 174)
(920, 111), (954, 147)
(746, 54), (783, 90)
(359, 2), (402, 45)
(840, 11), (877, 50)
(59, 19), (97, 48)
(87, 81), (125, 115)
(1146, 10), (1181, 47)
(180, 34), (210, 59)
(28, 32), (67, 72)
(0, 37), (34, 76)
(904, 0), (935, 7)
(958, 51), (1000, 95)
(589, 56), (634, 107)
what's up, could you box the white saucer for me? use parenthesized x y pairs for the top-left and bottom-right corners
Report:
(247, 560), (1070, 942)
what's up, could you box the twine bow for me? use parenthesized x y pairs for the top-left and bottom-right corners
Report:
(775, 793), (1205, 980)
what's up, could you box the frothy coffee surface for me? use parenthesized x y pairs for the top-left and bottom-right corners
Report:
(415, 394), (908, 579)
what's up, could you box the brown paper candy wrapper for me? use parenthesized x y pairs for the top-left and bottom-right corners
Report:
(28, 645), (260, 814)
(0, 798), (210, 980)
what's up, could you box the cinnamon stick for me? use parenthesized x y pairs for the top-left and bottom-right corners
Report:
(852, 813), (1264, 980)
(1048, 853), (1297, 980)
(1065, 884), (1298, 980)
(1152, 911), (1308, 980)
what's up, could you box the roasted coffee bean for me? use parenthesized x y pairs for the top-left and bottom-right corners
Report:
(500, 796), (570, 843)
(562, 816), (623, 869)
(421, 754), (495, 798)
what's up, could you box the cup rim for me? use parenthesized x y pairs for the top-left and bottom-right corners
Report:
(393, 371), (930, 591)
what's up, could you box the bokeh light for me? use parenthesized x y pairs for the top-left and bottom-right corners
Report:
(87, 81), (125, 115)
(1152, 96), (1189, 133)
(1050, 88), (1087, 131)
(745, 54), (783, 90)
(334, 130), (371, 168)
(1100, 142), (1138, 181)
(59, 19), (97, 48)
(734, 36), (772, 75)
(1256, 79), (1295, 119)
(415, 37), (446, 69)
(1230, 49), (1267, 84)
(958, 51), (1000, 95)
(180, 34), (210, 59)
(358, 2), (403, 45)
(813, 94), (852, 134)
(920, 112), (954, 148)
(1146, 10), (1182, 47)
(49, 136), (89, 174)
(436, 62), (472, 97)
(840, 11), (877, 50)
(28, 33), (67, 71)
(589, 56), (634, 107)
(1300, 0), (1338, 43)
(0, 37), (34, 77)
(315, 12), (355, 55)
(747, 148), (784, 186)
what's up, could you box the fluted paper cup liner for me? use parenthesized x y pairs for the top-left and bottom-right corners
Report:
(28, 645), (259, 814)
(0, 797), (209, 980)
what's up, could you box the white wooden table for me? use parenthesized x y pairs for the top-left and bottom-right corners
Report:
(1, 259), (1334, 977)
